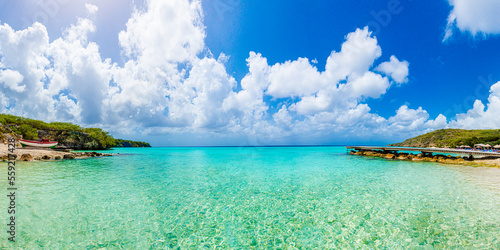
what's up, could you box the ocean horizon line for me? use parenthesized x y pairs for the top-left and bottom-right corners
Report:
(132, 144), (387, 148)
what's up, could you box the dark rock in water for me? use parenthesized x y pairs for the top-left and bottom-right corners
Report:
(63, 154), (76, 159)
(91, 152), (102, 157)
(20, 154), (34, 161)
(42, 155), (51, 160)
(55, 156), (62, 160)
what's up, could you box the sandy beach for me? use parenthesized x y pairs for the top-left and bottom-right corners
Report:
(0, 143), (112, 161)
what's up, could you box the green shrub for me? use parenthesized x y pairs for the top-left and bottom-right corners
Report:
(18, 124), (38, 140)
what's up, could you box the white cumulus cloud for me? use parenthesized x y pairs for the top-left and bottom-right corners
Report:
(444, 0), (500, 40)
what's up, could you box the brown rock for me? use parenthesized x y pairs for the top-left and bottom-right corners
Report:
(2, 154), (17, 161)
(19, 154), (34, 161)
(63, 154), (76, 159)
(384, 154), (396, 159)
(365, 151), (380, 156)
(412, 157), (424, 161)
(397, 155), (409, 160)
(55, 156), (62, 160)
(41, 155), (51, 160)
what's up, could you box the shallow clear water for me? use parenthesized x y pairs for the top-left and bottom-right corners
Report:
(1, 146), (500, 248)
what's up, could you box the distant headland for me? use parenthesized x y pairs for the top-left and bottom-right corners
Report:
(389, 129), (500, 148)
(0, 113), (150, 150)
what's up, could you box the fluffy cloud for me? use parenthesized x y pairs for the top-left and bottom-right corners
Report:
(0, 0), (461, 145)
(118, 0), (205, 67)
(0, 69), (25, 92)
(375, 55), (409, 84)
(444, 0), (500, 40)
(450, 82), (500, 128)
(85, 4), (98, 16)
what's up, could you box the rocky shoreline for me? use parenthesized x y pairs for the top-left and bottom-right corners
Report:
(349, 149), (500, 167)
(0, 144), (113, 162)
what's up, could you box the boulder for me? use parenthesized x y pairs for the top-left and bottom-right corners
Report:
(41, 155), (51, 160)
(1, 154), (18, 161)
(384, 154), (396, 159)
(63, 154), (76, 159)
(19, 154), (34, 161)
(54, 156), (62, 160)
(397, 155), (409, 160)
(412, 157), (424, 161)
(365, 151), (380, 157)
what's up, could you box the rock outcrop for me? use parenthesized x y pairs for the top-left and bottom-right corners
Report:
(20, 153), (34, 161)
(0, 144), (113, 161)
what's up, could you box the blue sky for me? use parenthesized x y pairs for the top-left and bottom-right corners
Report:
(1, 0), (500, 146)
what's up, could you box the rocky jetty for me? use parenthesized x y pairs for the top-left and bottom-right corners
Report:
(350, 149), (473, 165)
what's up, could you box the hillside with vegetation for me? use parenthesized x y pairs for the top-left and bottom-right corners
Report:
(389, 129), (500, 148)
(0, 114), (150, 150)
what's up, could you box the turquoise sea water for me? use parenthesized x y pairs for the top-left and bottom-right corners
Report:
(1, 146), (500, 248)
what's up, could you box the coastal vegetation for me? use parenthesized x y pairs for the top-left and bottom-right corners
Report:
(0, 114), (150, 149)
(389, 129), (500, 148)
